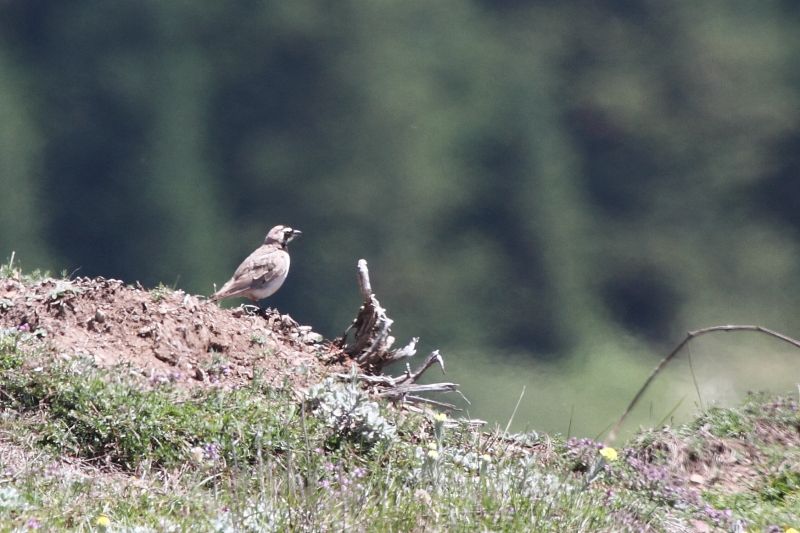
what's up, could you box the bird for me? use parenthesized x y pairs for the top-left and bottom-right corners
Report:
(210, 225), (302, 302)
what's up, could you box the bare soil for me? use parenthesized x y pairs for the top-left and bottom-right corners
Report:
(0, 275), (348, 391)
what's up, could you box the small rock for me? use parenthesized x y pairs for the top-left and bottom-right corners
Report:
(94, 309), (106, 323)
(689, 473), (705, 485)
(303, 332), (324, 344)
(281, 314), (298, 327)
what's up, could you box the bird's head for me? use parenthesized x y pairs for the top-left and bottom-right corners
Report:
(264, 225), (302, 247)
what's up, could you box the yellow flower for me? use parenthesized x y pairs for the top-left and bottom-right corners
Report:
(785, 528), (798, 533)
(426, 449), (439, 460)
(481, 454), (492, 463)
(427, 442), (438, 450)
(433, 412), (447, 423)
(599, 447), (618, 462)
(95, 515), (111, 528)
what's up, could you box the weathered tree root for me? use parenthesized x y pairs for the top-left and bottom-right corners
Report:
(335, 259), (463, 409)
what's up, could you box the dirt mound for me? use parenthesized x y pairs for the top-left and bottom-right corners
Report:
(0, 275), (347, 390)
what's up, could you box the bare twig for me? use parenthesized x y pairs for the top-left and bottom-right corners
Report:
(396, 350), (444, 385)
(607, 324), (800, 443)
(503, 386), (526, 436)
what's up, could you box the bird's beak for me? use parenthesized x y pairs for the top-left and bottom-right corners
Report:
(289, 229), (302, 241)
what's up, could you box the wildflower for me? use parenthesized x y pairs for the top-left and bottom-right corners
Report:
(414, 488), (432, 507)
(25, 518), (41, 529)
(95, 515), (111, 528)
(426, 442), (440, 459)
(481, 454), (492, 463)
(433, 412), (447, 423)
(786, 528), (799, 533)
(204, 443), (221, 461)
(189, 446), (205, 464)
(599, 447), (618, 462)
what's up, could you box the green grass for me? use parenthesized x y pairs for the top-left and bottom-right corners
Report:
(0, 252), (50, 284)
(0, 332), (676, 531)
(0, 357), (319, 471)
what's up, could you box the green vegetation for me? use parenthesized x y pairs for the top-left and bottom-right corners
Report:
(149, 283), (174, 303)
(0, 254), (49, 286)
(0, 357), (312, 470)
(0, 327), (798, 531)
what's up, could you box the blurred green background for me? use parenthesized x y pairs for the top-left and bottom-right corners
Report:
(2, 1), (800, 438)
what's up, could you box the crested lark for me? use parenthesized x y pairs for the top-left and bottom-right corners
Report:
(211, 225), (302, 302)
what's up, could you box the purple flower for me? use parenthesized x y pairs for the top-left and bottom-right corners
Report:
(204, 443), (221, 460)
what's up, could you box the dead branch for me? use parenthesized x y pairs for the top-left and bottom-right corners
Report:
(396, 396), (460, 410)
(333, 373), (397, 386)
(607, 324), (800, 443)
(396, 350), (444, 385)
(378, 382), (460, 397)
(336, 259), (463, 410)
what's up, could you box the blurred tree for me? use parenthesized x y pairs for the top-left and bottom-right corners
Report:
(0, 0), (798, 364)
(0, 50), (51, 269)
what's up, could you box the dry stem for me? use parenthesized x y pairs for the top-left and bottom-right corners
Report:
(607, 324), (800, 443)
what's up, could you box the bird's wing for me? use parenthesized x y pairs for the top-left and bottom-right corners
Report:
(235, 247), (288, 282)
(212, 246), (288, 300)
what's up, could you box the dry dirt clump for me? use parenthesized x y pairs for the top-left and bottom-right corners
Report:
(628, 404), (800, 502)
(0, 275), (348, 390)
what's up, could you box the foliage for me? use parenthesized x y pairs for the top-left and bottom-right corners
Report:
(306, 376), (397, 450)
